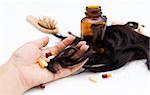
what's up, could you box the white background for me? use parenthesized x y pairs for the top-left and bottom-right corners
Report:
(0, 0), (150, 95)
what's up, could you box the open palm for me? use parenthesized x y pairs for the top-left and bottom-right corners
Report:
(9, 36), (89, 92)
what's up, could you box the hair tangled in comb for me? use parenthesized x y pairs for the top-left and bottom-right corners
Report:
(46, 23), (149, 73)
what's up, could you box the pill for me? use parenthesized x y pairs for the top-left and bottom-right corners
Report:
(44, 56), (55, 62)
(68, 31), (72, 35)
(45, 52), (52, 58)
(39, 84), (45, 89)
(102, 73), (112, 78)
(44, 57), (50, 62)
(48, 55), (55, 59)
(88, 75), (97, 83)
(38, 58), (48, 68)
(51, 51), (57, 56)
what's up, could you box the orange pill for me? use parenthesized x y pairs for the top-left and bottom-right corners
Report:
(102, 73), (112, 78)
(107, 73), (112, 78)
(37, 58), (48, 68)
(51, 51), (57, 56)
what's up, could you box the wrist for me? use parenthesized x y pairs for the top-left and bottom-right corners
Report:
(0, 61), (27, 95)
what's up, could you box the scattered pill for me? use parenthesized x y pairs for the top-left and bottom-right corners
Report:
(141, 24), (145, 27)
(102, 73), (112, 79)
(88, 75), (97, 83)
(68, 31), (72, 35)
(39, 84), (45, 89)
(38, 58), (48, 68)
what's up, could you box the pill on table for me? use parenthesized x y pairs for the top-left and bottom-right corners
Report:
(102, 73), (112, 78)
(68, 31), (72, 35)
(88, 75), (97, 83)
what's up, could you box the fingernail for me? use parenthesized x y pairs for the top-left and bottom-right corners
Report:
(85, 45), (89, 50)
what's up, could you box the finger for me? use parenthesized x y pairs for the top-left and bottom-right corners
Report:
(72, 41), (87, 58)
(52, 63), (63, 72)
(47, 35), (75, 53)
(75, 41), (86, 48)
(32, 36), (49, 48)
(73, 44), (89, 58)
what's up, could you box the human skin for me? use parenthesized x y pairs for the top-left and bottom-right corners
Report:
(0, 21), (144, 95)
(0, 36), (89, 95)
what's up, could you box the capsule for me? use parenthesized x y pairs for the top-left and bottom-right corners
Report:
(102, 73), (112, 78)
(68, 31), (72, 35)
(39, 84), (45, 89)
(45, 52), (52, 58)
(88, 75), (97, 83)
(51, 51), (57, 56)
(37, 58), (48, 68)
(44, 55), (55, 62)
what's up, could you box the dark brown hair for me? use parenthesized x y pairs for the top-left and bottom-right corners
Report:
(46, 23), (150, 73)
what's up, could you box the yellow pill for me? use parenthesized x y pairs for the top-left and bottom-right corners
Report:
(44, 58), (50, 62)
(51, 51), (57, 56)
(88, 75), (97, 83)
(38, 58), (48, 68)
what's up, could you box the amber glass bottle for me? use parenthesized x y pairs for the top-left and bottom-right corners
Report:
(81, 5), (107, 43)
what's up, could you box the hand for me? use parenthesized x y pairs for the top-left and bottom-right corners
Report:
(0, 36), (89, 94)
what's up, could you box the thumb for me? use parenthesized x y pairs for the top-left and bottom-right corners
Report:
(32, 36), (49, 48)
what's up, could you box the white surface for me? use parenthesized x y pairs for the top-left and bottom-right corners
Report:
(0, 0), (150, 95)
